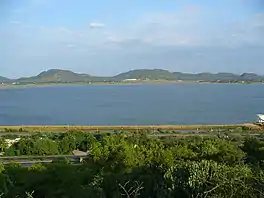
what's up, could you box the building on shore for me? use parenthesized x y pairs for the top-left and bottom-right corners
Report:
(257, 114), (264, 124)
(123, 79), (139, 82)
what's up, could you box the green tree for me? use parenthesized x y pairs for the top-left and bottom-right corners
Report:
(241, 137), (264, 166)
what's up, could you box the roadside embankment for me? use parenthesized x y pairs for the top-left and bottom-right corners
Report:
(0, 123), (262, 133)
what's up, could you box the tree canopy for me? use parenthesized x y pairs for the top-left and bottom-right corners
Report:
(0, 132), (263, 197)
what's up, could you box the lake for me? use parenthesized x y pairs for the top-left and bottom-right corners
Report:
(1, 84), (264, 125)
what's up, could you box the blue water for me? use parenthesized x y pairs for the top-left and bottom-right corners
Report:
(1, 84), (264, 125)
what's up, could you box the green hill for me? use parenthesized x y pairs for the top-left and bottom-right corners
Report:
(7, 69), (264, 84)
(16, 69), (95, 83)
(172, 72), (240, 81)
(0, 76), (10, 82)
(114, 69), (264, 82)
(114, 69), (177, 80)
(239, 73), (263, 82)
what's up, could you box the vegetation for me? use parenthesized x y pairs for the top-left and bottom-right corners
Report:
(2, 69), (264, 84)
(114, 69), (177, 80)
(0, 131), (264, 197)
(0, 124), (258, 133)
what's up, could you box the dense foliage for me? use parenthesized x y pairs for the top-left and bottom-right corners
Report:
(0, 132), (264, 197)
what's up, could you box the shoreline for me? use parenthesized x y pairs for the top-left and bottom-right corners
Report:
(0, 81), (263, 89)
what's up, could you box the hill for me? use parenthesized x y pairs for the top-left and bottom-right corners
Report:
(114, 69), (177, 80)
(239, 73), (263, 82)
(16, 69), (96, 83)
(114, 69), (264, 82)
(172, 72), (244, 81)
(0, 76), (10, 82)
(6, 69), (264, 84)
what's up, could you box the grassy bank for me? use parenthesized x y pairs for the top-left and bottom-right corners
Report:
(0, 123), (261, 133)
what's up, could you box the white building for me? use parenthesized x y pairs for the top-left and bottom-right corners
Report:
(123, 79), (138, 81)
(257, 114), (264, 123)
(5, 138), (21, 148)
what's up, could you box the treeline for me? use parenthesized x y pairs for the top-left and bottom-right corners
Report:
(1, 132), (107, 156)
(0, 132), (264, 197)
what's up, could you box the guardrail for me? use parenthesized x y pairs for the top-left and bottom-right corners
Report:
(0, 155), (88, 160)
(0, 155), (89, 166)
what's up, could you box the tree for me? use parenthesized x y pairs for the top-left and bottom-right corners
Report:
(0, 138), (7, 153)
(241, 137), (264, 166)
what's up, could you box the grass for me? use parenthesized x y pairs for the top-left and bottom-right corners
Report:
(0, 124), (260, 133)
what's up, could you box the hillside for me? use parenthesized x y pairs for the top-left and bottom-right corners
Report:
(0, 76), (10, 82)
(114, 69), (264, 82)
(239, 73), (263, 82)
(4, 69), (264, 84)
(172, 72), (241, 81)
(114, 69), (177, 80)
(16, 69), (95, 83)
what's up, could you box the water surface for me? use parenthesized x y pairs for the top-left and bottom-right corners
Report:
(1, 84), (263, 125)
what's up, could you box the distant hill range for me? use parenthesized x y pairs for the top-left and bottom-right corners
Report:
(1, 69), (264, 84)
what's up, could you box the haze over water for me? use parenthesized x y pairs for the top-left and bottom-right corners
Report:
(1, 84), (264, 126)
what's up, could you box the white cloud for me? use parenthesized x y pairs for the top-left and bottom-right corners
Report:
(57, 27), (72, 33)
(67, 44), (75, 48)
(10, 20), (21, 24)
(179, 40), (190, 44)
(89, 22), (105, 29)
(106, 37), (119, 42)
(5, 11), (264, 52)
(195, 52), (205, 56)
(2, 6), (264, 78)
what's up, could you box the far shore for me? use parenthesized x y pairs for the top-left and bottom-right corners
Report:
(1, 80), (263, 89)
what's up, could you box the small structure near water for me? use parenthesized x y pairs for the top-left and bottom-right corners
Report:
(123, 79), (139, 82)
(72, 150), (89, 163)
(257, 114), (264, 124)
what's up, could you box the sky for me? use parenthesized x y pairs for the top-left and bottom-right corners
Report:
(1, 0), (264, 78)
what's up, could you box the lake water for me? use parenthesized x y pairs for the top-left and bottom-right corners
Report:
(1, 84), (264, 125)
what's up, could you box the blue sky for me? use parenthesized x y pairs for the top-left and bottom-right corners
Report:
(1, 0), (264, 78)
